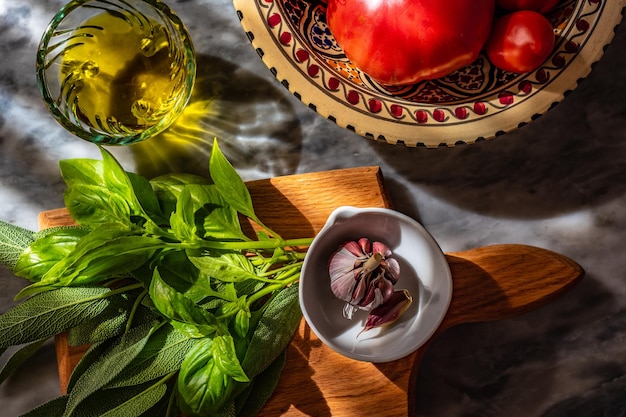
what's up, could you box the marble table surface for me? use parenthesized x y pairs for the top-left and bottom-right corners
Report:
(2, 1), (626, 416)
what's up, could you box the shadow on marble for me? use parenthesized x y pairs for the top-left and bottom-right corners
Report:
(0, 339), (61, 416)
(367, 22), (626, 220)
(129, 54), (303, 180)
(412, 273), (624, 417)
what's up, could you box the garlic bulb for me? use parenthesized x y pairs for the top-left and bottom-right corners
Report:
(328, 238), (400, 320)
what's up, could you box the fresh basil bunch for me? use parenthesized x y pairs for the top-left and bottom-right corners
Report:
(0, 140), (310, 417)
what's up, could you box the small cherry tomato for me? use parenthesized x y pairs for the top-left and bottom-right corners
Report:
(496, 0), (560, 14)
(485, 10), (556, 73)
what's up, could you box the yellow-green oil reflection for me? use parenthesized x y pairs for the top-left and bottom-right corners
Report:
(130, 55), (303, 180)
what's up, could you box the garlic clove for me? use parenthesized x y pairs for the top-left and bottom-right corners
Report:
(359, 289), (413, 336)
(382, 256), (401, 284)
(357, 237), (371, 254)
(372, 241), (392, 257)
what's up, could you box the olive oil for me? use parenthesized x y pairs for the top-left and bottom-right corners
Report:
(59, 9), (189, 136)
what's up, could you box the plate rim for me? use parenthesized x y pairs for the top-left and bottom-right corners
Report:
(233, 0), (626, 147)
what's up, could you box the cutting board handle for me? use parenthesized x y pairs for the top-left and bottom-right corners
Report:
(401, 244), (584, 414)
(441, 243), (584, 328)
(261, 243), (583, 417)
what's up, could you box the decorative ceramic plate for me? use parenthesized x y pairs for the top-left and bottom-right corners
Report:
(298, 207), (453, 362)
(232, 0), (624, 147)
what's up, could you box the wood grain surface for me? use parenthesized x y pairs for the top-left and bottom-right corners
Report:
(39, 166), (584, 417)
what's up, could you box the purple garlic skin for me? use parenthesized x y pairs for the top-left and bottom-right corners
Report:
(328, 238), (401, 319)
(359, 289), (413, 337)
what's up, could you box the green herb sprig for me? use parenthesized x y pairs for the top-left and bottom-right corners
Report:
(0, 139), (311, 417)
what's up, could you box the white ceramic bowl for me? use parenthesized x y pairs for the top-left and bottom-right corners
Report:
(299, 206), (453, 362)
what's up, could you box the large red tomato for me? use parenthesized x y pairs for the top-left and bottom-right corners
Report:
(496, 0), (560, 14)
(326, 0), (496, 86)
(485, 10), (555, 73)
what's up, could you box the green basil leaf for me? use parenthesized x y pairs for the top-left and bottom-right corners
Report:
(0, 338), (47, 386)
(60, 148), (160, 233)
(208, 139), (258, 222)
(189, 251), (259, 283)
(35, 223), (165, 290)
(127, 171), (167, 226)
(149, 268), (220, 336)
(13, 226), (88, 283)
(171, 184), (246, 243)
(218, 290), (250, 339)
(63, 322), (157, 417)
(189, 185), (245, 241)
(148, 250), (221, 305)
(63, 182), (133, 228)
(212, 333), (249, 383)
(170, 320), (212, 339)
(241, 284), (301, 379)
(59, 153), (105, 187)
(169, 186), (198, 242)
(0, 287), (118, 348)
(150, 173), (211, 220)
(234, 304), (251, 339)
(0, 219), (35, 271)
(177, 335), (248, 417)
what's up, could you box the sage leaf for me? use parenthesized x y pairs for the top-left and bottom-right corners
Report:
(241, 284), (302, 379)
(0, 219), (35, 271)
(64, 379), (169, 417)
(67, 339), (114, 393)
(236, 348), (286, 417)
(89, 379), (169, 417)
(67, 291), (153, 346)
(63, 322), (158, 417)
(107, 324), (198, 388)
(19, 395), (68, 417)
(0, 287), (119, 348)
(0, 338), (47, 386)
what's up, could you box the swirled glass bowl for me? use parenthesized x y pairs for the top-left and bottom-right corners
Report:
(233, 0), (624, 147)
(36, 0), (196, 145)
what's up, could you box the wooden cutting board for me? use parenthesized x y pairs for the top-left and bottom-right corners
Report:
(39, 166), (584, 417)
